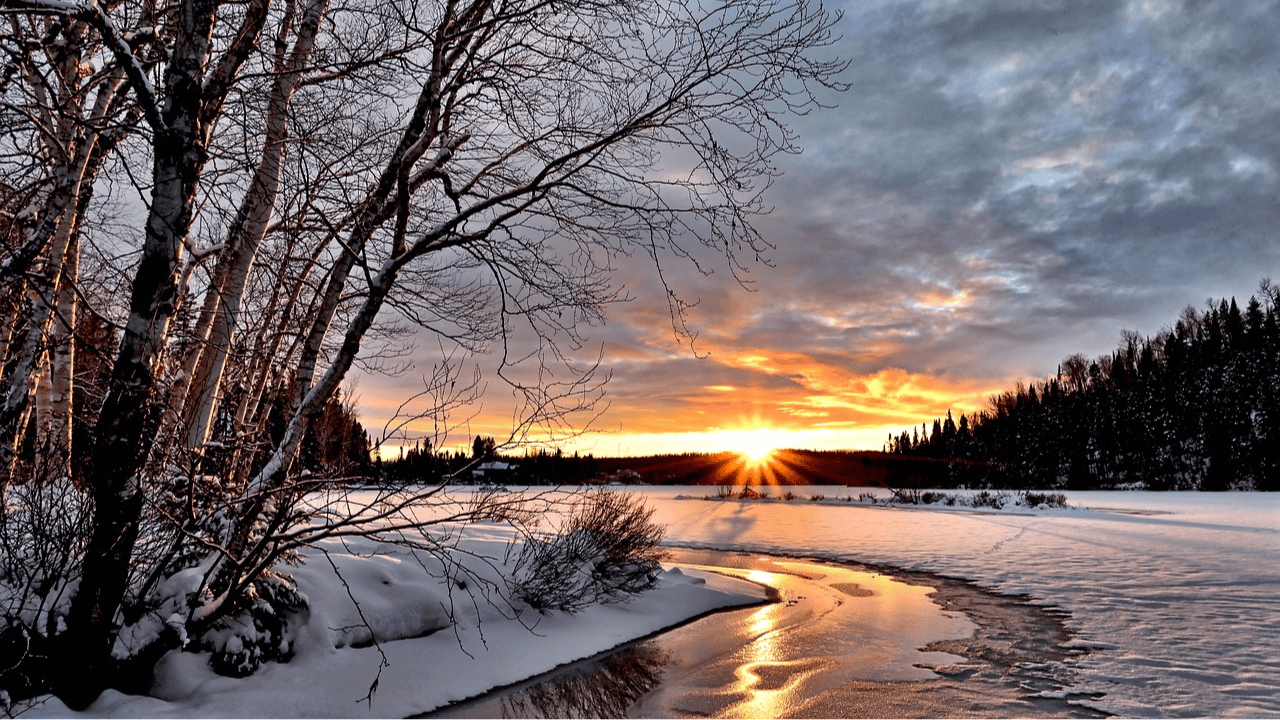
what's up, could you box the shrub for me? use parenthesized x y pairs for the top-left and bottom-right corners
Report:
(199, 573), (306, 677)
(780, 491), (797, 501)
(808, 494), (826, 502)
(971, 490), (1011, 509)
(0, 476), (91, 701)
(918, 491), (957, 505)
(737, 486), (760, 500)
(890, 487), (923, 504)
(510, 491), (666, 613)
(1019, 491), (1068, 508)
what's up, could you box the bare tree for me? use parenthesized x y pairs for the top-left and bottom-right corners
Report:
(0, 5), (141, 483)
(0, 0), (846, 707)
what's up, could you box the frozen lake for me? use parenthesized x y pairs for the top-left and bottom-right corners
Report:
(632, 488), (1280, 718)
(31, 486), (1277, 718)
(430, 548), (1106, 718)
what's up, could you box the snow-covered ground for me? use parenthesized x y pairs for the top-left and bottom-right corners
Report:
(645, 487), (1280, 718)
(24, 486), (1278, 718)
(25, 511), (766, 719)
(24, 507), (762, 712)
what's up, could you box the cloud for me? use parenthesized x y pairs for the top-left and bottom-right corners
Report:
(356, 0), (1280, 453)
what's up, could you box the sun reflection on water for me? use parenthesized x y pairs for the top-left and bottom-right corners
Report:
(729, 604), (830, 718)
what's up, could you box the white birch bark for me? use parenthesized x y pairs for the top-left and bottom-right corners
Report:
(32, 231), (78, 474)
(0, 37), (128, 481)
(223, 239), (331, 487)
(181, 0), (330, 453)
(66, 1), (275, 700)
(45, 231), (78, 469)
(1, 147), (97, 477)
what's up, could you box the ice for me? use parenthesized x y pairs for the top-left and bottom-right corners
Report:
(642, 488), (1280, 718)
(22, 487), (1278, 718)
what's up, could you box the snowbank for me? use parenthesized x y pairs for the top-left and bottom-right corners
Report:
(25, 517), (764, 718)
(22, 486), (1276, 718)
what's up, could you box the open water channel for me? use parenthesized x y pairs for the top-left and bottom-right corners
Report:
(425, 548), (1107, 718)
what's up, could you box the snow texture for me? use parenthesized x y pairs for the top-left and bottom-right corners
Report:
(26, 515), (763, 718)
(648, 488), (1280, 718)
(23, 487), (1278, 718)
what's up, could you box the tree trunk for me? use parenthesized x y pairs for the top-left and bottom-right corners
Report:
(58, 1), (223, 705)
(181, 0), (329, 454)
(224, 239), (331, 488)
(38, 227), (79, 477)
(0, 155), (95, 481)
(0, 51), (128, 486)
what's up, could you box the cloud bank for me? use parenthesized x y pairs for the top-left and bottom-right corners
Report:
(361, 0), (1280, 455)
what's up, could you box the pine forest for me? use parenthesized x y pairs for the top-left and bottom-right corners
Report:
(889, 282), (1280, 491)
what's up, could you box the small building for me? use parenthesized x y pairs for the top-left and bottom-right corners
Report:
(471, 460), (515, 482)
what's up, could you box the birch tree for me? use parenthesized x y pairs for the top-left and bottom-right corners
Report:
(0, 6), (140, 484)
(0, 0), (846, 707)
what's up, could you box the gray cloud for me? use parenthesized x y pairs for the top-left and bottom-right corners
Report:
(358, 0), (1280, 450)
(754, 0), (1280, 358)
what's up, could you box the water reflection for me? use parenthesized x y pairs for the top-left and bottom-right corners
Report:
(427, 642), (670, 718)
(726, 602), (818, 719)
(427, 550), (1097, 719)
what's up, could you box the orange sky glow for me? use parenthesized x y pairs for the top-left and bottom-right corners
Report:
(354, 0), (1280, 459)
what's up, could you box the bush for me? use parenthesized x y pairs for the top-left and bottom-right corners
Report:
(510, 491), (666, 613)
(971, 490), (1011, 509)
(1, 477), (91, 702)
(808, 494), (826, 502)
(890, 487), (924, 504)
(1019, 491), (1068, 508)
(0, 621), (54, 705)
(198, 573), (306, 677)
(780, 491), (797, 501)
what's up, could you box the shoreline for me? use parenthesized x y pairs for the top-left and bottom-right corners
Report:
(428, 547), (1110, 718)
(414, 578), (777, 718)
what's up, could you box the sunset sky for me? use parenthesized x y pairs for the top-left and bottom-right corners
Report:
(358, 0), (1280, 457)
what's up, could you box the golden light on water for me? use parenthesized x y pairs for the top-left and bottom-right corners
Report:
(727, 586), (822, 718)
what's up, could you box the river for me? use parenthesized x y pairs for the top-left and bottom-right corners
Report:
(425, 548), (1107, 718)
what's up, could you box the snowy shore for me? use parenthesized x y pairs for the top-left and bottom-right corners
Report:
(23, 515), (763, 718)
(24, 487), (1279, 718)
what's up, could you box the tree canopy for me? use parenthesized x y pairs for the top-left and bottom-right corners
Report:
(0, 0), (845, 707)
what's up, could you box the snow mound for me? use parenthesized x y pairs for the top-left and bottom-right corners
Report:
(294, 551), (452, 650)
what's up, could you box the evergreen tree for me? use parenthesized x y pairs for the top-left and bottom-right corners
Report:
(893, 283), (1279, 491)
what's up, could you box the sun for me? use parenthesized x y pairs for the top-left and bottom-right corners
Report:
(719, 428), (784, 462)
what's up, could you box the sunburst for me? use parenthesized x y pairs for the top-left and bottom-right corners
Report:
(718, 428), (785, 463)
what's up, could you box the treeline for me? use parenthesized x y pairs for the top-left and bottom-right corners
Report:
(890, 284), (1280, 491)
(378, 437), (599, 485)
(5, 307), (374, 479)
(380, 447), (966, 488)
(591, 450), (935, 487)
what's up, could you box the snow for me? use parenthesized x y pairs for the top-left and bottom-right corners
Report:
(25, 514), (765, 719)
(22, 487), (1279, 718)
(643, 487), (1280, 718)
